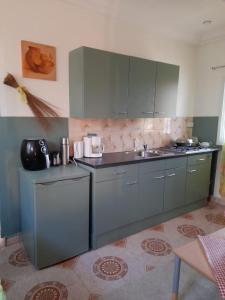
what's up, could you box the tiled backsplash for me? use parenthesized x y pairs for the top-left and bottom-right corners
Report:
(69, 117), (193, 153)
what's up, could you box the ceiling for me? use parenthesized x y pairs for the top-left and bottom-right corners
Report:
(61, 0), (225, 44)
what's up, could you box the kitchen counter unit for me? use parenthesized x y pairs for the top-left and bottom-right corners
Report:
(76, 147), (220, 169)
(78, 148), (220, 249)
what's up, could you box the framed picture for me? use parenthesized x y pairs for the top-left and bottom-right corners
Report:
(21, 40), (56, 81)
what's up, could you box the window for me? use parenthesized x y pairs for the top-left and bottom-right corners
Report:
(218, 84), (225, 145)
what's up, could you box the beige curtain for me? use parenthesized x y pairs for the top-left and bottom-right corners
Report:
(219, 145), (225, 197)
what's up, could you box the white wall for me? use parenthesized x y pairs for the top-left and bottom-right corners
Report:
(194, 39), (225, 117)
(0, 0), (197, 117)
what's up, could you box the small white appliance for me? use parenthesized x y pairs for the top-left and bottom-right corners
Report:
(73, 141), (84, 159)
(83, 134), (104, 158)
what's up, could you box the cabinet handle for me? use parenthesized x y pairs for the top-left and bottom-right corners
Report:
(154, 112), (165, 115)
(188, 169), (197, 173)
(198, 158), (205, 161)
(117, 112), (128, 115)
(36, 176), (88, 186)
(114, 170), (126, 175)
(153, 175), (165, 179)
(167, 173), (176, 177)
(141, 112), (154, 115)
(126, 181), (137, 185)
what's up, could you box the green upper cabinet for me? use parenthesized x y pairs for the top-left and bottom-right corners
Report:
(154, 62), (179, 117)
(69, 47), (129, 118)
(128, 57), (156, 118)
(69, 46), (179, 118)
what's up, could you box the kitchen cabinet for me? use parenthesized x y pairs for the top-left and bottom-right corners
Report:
(138, 160), (165, 220)
(164, 167), (186, 211)
(138, 170), (165, 219)
(163, 157), (187, 211)
(138, 157), (186, 216)
(128, 57), (156, 118)
(186, 153), (212, 205)
(69, 46), (180, 118)
(69, 47), (129, 118)
(94, 164), (138, 235)
(19, 166), (90, 269)
(79, 153), (213, 249)
(154, 62), (179, 117)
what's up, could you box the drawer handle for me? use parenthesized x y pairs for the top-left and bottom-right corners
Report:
(153, 176), (165, 179)
(167, 173), (176, 177)
(126, 181), (137, 185)
(154, 112), (165, 115)
(36, 176), (88, 186)
(114, 170), (126, 175)
(198, 158), (206, 161)
(117, 112), (128, 115)
(188, 169), (197, 173)
(141, 111), (154, 114)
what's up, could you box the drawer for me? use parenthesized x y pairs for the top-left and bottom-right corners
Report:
(165, 157), (187, 169)
(188, 153), (212, 166)
(139, 159), (166, 175)
(94, 164), (138, 182)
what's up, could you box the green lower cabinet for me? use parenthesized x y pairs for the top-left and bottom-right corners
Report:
(199, 162), (211, 199)
(94, 177), (138, 235)
(81, 154), (214, 249)
(163, 167), (186, 212)
(186, 162), (211, 204)
(138, 170), (164, 220)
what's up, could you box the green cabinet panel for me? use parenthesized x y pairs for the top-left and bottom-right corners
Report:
(94, 176), (138, 235)
(69, 47), (129, 118)
(154, 62), (179, 117)
(128, 57), (156, 118)
(69, 46), (180, 118)
(187, 153), (212, 165)
(95, 164), (136, 183)
(20, 166), (90, 269)
(185, 165), (202, 204)
(35, 178), (89, 268)
(78, 153), (214, 249)
(200, 162), (212, 199)
(138, 170), (164, 220)
(164, 167), (186, 212)
(186, 154), (212, 204)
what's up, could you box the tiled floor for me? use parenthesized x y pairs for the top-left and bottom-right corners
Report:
(1, 201), (225, 300)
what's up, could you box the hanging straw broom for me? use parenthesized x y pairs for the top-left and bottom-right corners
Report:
(3, 73), (59, 129)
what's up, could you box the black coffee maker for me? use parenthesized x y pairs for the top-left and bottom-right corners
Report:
(21, 138), (50, 171)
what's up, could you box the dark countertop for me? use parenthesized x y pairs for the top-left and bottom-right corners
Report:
(76, 146), (221, 169)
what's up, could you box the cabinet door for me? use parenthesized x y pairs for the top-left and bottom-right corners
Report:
(128, 57), (156, 118)
(185, 166), (201, 204)
(154, 62), (179, 117)
(138, 170), (165, 220)
(164, 167), (186, 212)
(84, 48), (129, 118)
(94, 177), (138, 235)
(35, 177), (89, 268)
(186, 162), (211, 205)
(199, 162), (211, 199)
(110, 54), (129, 118)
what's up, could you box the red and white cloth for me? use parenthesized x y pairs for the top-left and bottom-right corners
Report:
(198, 235), (225, 298)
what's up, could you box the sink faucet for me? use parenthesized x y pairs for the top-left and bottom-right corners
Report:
(143, 144), (148, 151)
(133, 138), (138, 152)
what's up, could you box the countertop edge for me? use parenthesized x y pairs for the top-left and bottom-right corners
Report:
(76, 147), (221, 169)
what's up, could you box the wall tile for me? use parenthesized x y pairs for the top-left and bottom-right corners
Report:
(69, 117), (193, 154)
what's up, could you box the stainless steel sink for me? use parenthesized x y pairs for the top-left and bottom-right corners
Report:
(123, 149), (175, 158)
(137, 150), (161, 157)
(136, 149), (175, 158)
